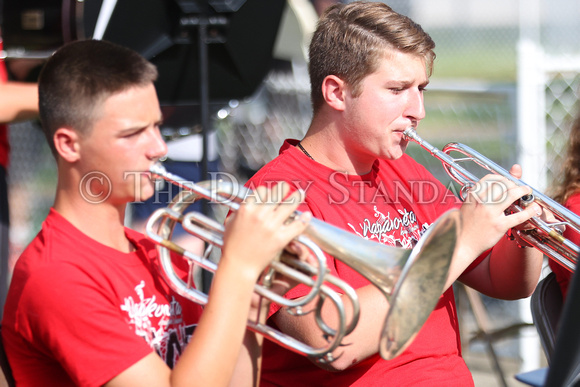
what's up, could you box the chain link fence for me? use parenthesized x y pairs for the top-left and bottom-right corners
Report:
(546, 72), (580, 188)
(6, 121), (55, 269)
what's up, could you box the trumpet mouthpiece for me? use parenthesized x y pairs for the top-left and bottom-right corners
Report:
(150, 162), (167, 177)
(403, 127), (416, 141)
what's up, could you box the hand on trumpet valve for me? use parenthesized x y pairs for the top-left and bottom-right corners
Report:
(222, 182), (312, 283)
(459, 171), (542, 256)
(507, 201), (564, 246)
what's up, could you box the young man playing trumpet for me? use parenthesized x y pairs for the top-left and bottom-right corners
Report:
(245, 2), (545, 385)
(1, 39), (312, 387)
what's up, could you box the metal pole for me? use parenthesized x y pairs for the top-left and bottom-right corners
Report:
(517, 0), (544, 373)
(198, 17), (210, 216)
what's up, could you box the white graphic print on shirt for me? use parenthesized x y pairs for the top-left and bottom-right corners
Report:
(347, 206), (431, 248)
(120, 280), (196, 367)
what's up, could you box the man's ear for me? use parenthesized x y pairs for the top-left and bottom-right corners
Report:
(321, 75), (347, 111)
(53, 127), (81, 163)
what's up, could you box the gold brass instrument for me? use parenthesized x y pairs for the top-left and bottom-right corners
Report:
(147, 162), (460, 360)
(404, 127), (579, 272)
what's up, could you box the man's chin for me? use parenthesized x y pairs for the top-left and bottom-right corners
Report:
(134, 185), (155, 203)
(384, 145), (408, 160)
(400, 141), (409, 153)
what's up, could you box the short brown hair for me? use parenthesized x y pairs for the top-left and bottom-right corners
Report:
(38, 39), (158, 157)
(308, 1), (436, 112)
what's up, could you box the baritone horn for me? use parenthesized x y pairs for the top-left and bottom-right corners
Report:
(147, 185), (359, 363)
(404, 127), (580, 272)
(147, 162), (460, 361)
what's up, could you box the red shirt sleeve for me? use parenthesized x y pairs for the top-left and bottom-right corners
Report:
(548, 193), (580, 298)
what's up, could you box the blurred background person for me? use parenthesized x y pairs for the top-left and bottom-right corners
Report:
(548, 108), (580, 299)
(0, 29), (39, 319)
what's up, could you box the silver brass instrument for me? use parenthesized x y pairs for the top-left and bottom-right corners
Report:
(404, 127), (580, 272)
(147, 162), (460, 360)
(147, 186), (358, 363)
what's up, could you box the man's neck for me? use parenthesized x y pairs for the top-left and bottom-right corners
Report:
(302, 121), (375, 175)
(53, 189), (134, 253)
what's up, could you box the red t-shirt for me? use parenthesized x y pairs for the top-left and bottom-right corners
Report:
(246, 139), (477, 386)
(2, 209), (203, 387)
(549, 192), (580, 299)
(0, 40), (9, 169)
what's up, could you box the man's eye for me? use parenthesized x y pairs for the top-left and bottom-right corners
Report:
(124, 129), (143, 138)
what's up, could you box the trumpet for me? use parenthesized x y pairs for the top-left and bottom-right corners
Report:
(147, 162), (459, 361)
(404, 127), (580, 272)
